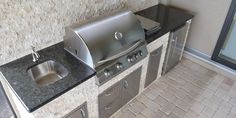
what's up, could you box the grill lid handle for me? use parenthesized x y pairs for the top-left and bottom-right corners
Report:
(97, 40), (143, 64)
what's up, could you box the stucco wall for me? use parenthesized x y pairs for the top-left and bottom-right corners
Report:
(0, 0), (158, 65)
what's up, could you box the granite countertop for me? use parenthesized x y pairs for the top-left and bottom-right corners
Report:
(0, 82), (16, 118)
(0, 42), (96, 112)
(136, 4), (194, 43)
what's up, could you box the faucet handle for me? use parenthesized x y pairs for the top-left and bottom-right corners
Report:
(30, 46), (40, 62)
(31, 46), (36, 52)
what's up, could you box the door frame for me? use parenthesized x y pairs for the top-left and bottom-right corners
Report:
(212, 0), (236, 70)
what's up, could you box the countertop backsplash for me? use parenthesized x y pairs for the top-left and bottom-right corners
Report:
(0, 0), (158, 66)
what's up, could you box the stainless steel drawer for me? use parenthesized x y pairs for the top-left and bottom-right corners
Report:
(99, 98), (122, 118)
(98, 82), (122, 107)
(64, 102), (88, 118)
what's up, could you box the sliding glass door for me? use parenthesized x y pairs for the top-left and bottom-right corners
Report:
(212, 0), (236, 70)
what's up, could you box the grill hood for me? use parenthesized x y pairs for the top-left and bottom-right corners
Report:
(64, 10), (145, 69)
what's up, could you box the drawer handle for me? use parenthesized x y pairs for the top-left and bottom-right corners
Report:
(105, 105), (112, 110)
(105, 93), (112, 96)
(151, 51), (161, 56)
(104, 89), (114, 96)
(124, 80), (129, 88)
(80, 109), (86, 118)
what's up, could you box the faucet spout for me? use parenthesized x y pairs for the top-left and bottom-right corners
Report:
(31, 46), (40, 62)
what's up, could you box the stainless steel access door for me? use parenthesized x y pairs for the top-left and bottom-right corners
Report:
(122, 67), (142, 104)
(145, 46), (163, 88)
(163, 23), (189, 74)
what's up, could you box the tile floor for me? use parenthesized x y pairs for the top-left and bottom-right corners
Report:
(111, 59), (236, 118)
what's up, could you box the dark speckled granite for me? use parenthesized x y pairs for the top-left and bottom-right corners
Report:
(0, 82), (16, 118)
(136, 4), (194, 43)
(0, 42), (96, 112)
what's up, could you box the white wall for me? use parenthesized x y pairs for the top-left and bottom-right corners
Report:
(162, 0), (232, 57)
(0, 0), (159, 65)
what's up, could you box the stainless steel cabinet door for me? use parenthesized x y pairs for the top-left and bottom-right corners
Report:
(122, 67), (142, 104)
(98, 82), (122, 107)
(99, 98), (123, 118)
(65, 103), (88, 118)
(98, 82), (123, 118)
(145, 46), (163, 88)
(163, 23), (189, 73)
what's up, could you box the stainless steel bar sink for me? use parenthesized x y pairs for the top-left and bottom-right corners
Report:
(27, 60), (69, 87)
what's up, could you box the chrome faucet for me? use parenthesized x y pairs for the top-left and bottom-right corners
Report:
(31, 46), (40, 62)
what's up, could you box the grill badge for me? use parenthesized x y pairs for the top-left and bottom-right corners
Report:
(114, 32), (123, 40)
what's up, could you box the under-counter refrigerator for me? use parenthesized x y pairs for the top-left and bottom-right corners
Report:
(162, 21), (191, 74)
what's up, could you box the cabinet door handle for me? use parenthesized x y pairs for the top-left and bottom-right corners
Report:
(124, 80), (129, 88)
(171, 39), (175, 42)
(80, 109), (86, 118)
(105, 93), (112, 96)
(151, 50), (161, 56)
(104, 88), (114, 96)
(105, 105), (112, 110)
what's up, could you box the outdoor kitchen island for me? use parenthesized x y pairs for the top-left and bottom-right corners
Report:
(0, 4), (193, 118)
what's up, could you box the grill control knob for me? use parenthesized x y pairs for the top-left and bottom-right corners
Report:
(127, 56), (133, 62)
(104, 69), (112, 77)
(138, 51), (143, 56)
(135, 53), (139, 59)
(116, 63), (123, 70)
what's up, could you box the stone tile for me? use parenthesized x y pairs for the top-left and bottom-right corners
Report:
(201, 95), (222, 111)
(144, 88), (160, 100)
(160, 90), (178, 103)
(129, 99), (146, 114)
(223, 77), (235, 87)
(174, 99), (191, 111)
(153, 95), (169, 107)
(117, 109), (136, 118)
(201, 106), (215, 118)
(198, 113), (211, 118)
(116, 59), (236, 118)
(135, 114), (146, 118)
(172, 106), (186, 117)
(228, 112), (236, 118)
(160, 103), (175, 115)
(141, 108), (157, 118)
(218, 100), (233, 114)
(212, 110), (228, 118)
(137, 96), (160, 113)
(230, 105), (236, 113)
(201, 88), (214, 98)
(190, 102), (205, 114)
(183, 95), (196, 105)
(167, 113), (180, 118)
(184, 110), (198, 118)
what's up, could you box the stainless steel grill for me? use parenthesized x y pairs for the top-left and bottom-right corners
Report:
(64, 10), (148, 85)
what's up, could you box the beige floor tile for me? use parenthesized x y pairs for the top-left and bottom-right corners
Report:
(160, 103), (175, 115)
(184, 110), (198, 118)
(137, 95), (161, 112)
(167, 113), (180, 118)
(200, 106), (215, 118)
(228, 112), (236, 118)
(129, 99), (147, 114)
(212, 110), (228, 118)
(190, 102), (205, 114)
(218, 100), (233, 114)
(172, 106), (186, 117)
(174, 99), (191, 111)
(153, 95), (169, 107)
(115, 59), (236, 118)
(117, 109), (136, 118)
